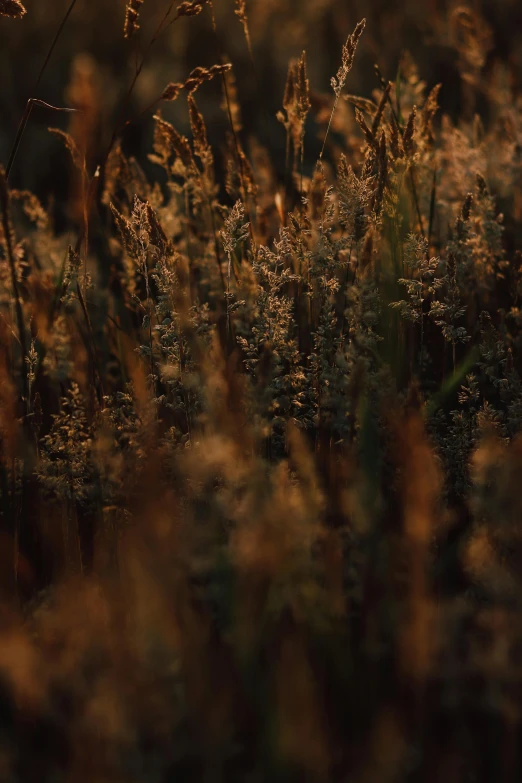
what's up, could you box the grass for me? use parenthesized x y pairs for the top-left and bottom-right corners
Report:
(0, 1), (522, 781)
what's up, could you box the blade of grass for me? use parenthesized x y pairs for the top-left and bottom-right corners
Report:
(424, 345), (479, 419)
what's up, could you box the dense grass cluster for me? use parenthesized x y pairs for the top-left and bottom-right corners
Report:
(1, 1), (522, 781)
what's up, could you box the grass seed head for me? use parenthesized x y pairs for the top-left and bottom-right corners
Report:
(0, 0), (26, 18)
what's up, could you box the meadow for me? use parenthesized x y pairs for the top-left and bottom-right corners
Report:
(0, 0), (522, 780)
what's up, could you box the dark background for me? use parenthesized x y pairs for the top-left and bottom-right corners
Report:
(1, 0), (522, 199)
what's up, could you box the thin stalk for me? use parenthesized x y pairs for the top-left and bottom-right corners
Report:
(283, 125), (291, 219)
(233, 5), (275, 156)
(6, 0), (80, 180)
(208, 7), (257, 248)
(136, 223), (156, 395)
(208, 197), (226, 292)
(299, 133), (305, 197)
(73, 1), (185, 255)
(376, 69), (426, 239)
(226, 250), (232, 347)
(107, 2), (179, 154)
(339, 240), (354, 346)
(220, 69), (257, 252)
(320, 93), (341, 161)
(76, 280), (105, 404)
(35, 0), (80, 91)
(6, 100), (81, 182)
(0, 170), (28, 406)
(408, 166), (425, 239)
(427, 166), (438, 248)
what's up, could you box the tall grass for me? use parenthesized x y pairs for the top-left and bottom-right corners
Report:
(0, 1), (522, 780)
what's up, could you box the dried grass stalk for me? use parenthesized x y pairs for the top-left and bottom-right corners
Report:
(320, 18), (366, 159)
(123, 0), (144, 39)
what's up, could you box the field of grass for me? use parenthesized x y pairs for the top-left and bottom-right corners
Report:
(1, 0), (522, 780)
